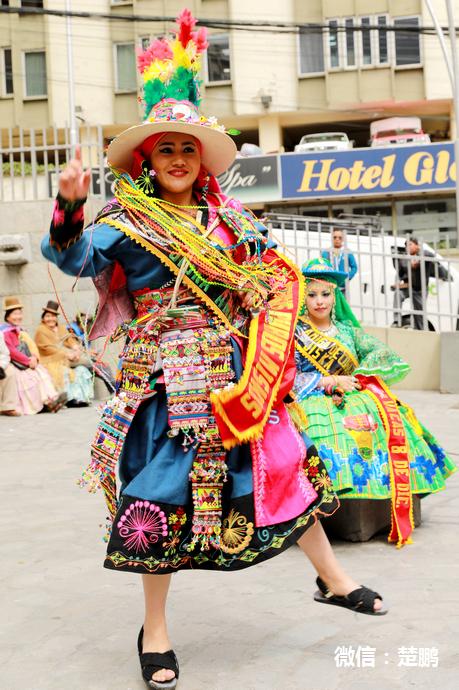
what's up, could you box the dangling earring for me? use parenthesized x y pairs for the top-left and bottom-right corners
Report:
(135, 160), (156, 197)
(331, 298), (336, 322)
(201, 173), (210, 199)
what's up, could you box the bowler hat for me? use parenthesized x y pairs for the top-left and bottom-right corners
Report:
(3, 295), (23, 311)
(42, 300), (60, 315)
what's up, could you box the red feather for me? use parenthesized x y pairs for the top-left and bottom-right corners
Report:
(176, 8), (196, 48)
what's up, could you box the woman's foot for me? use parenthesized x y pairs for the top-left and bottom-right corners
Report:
(141, 625), (176, 684)
(297, 522), (383, 613)
(66, 399), (89, 408)
(317, 574), (383, 612)
(1, 409), (21, 417)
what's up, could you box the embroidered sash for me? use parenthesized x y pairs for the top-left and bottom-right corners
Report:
(211, 250), (304, 448)
(295, 318), (358, 376)
(159, 314), (234, 550)
(356, 374), (414, 547)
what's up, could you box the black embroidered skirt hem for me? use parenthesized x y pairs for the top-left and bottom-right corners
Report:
(104, 489), (339, 574)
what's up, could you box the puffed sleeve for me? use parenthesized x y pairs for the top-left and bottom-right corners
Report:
(41, 195), (125, 278)
(352, 326), (410, 385)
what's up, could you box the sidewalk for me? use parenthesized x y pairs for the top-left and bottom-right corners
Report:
(1, 390), (458, 690)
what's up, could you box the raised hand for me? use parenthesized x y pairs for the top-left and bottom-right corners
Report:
(58, 145), (91, 201)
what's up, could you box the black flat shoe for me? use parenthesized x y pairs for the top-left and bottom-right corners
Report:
(314, 576), (388, 616)
(137, 627), (179, 689)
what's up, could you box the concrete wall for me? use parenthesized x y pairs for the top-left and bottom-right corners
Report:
(0, 200), (96, 336)
(365, 325), (441, 391)
(440, 332), (459, 393)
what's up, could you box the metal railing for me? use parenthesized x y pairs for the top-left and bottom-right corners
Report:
(0, 125), (108, 202)
(266, 214), (459, 333)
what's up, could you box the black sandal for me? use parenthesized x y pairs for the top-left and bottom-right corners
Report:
(137, 627), (179, 689)
(314, 576), (388, 616)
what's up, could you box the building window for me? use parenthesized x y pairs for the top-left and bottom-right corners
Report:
(344, 18), (356, 67)
(140, 36), (151, 51)
(298, 26), (324, 74)
(114, 42), (137, 92)
(361, 17), (373, 65)
(24, 50), (47, 98)
(2, 1), (10, 7)
(1, 48), (13, 96)
(377, 16), (389, 64)
(328, 20), (340, 68)
(206, 34), (231, 83)
(20, 0), (43, 7)
(394, 16), (421, 66)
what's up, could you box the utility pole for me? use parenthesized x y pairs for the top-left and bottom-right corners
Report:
(445, 0), (459, 241)
(424, 0), (459, 242)
(65, 0), (78, 152)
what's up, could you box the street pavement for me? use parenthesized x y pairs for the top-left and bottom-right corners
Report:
(1, 390), (458, 690)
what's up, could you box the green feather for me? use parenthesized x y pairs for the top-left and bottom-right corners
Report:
(144, 79), (166, 115)
(165, 67), (199, 105)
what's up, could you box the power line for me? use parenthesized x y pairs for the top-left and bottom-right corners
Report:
(1, 7), (459, 35)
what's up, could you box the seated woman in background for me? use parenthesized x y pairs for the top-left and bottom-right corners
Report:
(0, 296), (64, 414)
(0, 330), (20, 417)
(67, 312), (115, 393)
(34, 300), (94, 407)
(293, 258), (456, 547)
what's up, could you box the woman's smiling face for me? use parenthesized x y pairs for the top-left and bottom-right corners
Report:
(149, 132), (201, 198)
(5, 308), (23, 327)
(42, 311), (58, 328)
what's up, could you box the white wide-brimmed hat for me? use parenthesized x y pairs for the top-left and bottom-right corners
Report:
(107, 99), (237, 177)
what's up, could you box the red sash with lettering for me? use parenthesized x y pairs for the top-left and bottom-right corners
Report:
(211, 250), (303, 449)
(356, 374), (414, 547)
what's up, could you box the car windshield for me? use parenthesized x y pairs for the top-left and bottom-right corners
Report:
(301, 134), (347, 143)
(376, 129), (421, 138)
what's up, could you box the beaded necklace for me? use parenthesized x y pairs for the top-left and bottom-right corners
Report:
(112, 171), (282, 298)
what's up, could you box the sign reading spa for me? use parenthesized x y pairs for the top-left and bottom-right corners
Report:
(280, 142), (457, 200)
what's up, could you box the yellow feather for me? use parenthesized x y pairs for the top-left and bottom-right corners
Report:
(172, 39), (192, 70)
(143, 60), (173, 83)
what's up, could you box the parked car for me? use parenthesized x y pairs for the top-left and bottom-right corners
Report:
(294, 132), (354, 153)
(237, 143), (264, 157)
(370, 117), (431, 147)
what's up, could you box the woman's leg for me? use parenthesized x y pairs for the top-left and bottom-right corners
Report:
(142, 573), (175, 682)
(297, 520), (382, 611)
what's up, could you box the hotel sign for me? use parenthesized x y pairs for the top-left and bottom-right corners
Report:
(280, 142), (457, 200)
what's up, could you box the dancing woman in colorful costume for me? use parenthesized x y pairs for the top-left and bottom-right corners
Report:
(42, 12), (386, 688)
(294, 258), (456, 548)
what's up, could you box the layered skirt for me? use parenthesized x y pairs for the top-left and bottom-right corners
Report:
(14, 364), (58, 415)
(104, 393), (338, 574)
(298, 389), (456, 499)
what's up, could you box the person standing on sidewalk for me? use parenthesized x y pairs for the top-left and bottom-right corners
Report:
(0, 330), (20, 417)
(392, 236), (449, 329)
(321, 227), (357, 296)
(41, 11), (386, 689)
